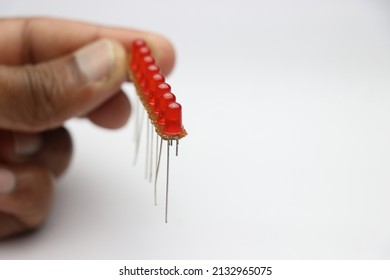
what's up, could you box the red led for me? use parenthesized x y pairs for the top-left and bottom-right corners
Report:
(157, 93), (176, 125)
(136, 55), (154, 81)
(148, 74), (165, 105)
(142, 64), (160, 95)
(132, 39), (146, 49)
(138, 56), (155, 89)
(153, 83), (171, 114)
(132, 44), (148, 73)
(130, 39), (146, 70)
(163, 102), (183, 135)
(135, 47), (151, 79)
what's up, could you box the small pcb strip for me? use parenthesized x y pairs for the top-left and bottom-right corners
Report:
(128, 39), (187, 223)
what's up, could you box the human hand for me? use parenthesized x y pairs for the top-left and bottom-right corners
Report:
(0, 18), (175, 239)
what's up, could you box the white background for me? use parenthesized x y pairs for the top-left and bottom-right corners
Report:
(0, 0), (390, 259)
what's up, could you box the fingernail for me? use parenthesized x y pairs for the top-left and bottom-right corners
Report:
(0, 168), (16, 194)
(13, 133), (42, 156)
(75, 39), (115, 82)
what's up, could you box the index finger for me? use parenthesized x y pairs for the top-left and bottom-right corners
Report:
(0, 17), (175, 75)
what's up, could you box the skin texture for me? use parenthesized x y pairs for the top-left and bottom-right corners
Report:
(0, 18), (175, 239)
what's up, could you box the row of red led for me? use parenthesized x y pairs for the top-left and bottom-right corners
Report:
(130, 39), (185, 138)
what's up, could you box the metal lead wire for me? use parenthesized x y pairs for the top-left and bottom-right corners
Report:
(154, 137), (163, 206)
(134, 98), (140, 141)
(149, 126), (154, 182)
(133, 108), (145, 165)
(135, 99), (143, 141)
(156, 134), (159, 174)
(145, 121), (150, 179)
(176, 140), (179, 156)
(165, 140), (172, 223)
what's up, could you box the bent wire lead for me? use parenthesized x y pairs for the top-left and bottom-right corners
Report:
(128, 39), (187, 223)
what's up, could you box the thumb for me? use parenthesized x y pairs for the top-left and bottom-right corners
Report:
(0, 39), (127, 132)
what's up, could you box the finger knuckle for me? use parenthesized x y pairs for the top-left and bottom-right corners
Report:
(22, 64), (67, 130)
